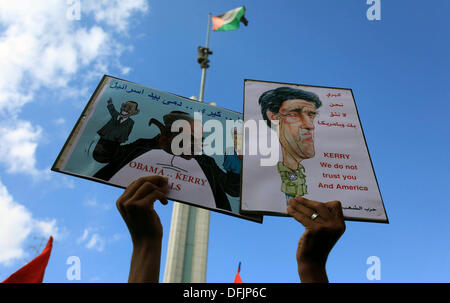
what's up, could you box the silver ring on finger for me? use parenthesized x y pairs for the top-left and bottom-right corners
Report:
(311, 212), (319, 221)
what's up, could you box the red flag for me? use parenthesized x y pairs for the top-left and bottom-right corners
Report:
(234, 262), (242, 283)
(2, 236), (53, 283)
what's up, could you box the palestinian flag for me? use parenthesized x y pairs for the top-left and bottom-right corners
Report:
(212, 6), (248, 31)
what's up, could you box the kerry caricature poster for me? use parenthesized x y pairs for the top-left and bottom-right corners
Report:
(240, 79), (388, 223)
(52, 75), (262, 223)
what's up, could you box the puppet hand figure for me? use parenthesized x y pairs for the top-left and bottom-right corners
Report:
(116, 176), (169, 282)
(287, 196), (346, 283)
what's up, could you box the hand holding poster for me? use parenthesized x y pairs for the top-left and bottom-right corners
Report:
(240, 79), (388, 223)
(52, 75), (262, 223)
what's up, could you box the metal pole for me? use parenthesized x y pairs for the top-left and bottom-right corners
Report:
(199, 13), (211, 102)
(163, 13), (212, 283)
(185, 11), (212, 282)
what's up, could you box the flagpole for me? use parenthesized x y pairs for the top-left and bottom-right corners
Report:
(165, 8), (248, 283)
(206, 13), (211, 49)
(199, 13), (212, 102)
(163, 13), (213, 283)
(184, 11), (213, 282)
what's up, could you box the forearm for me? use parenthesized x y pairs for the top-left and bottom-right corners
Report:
(297, 261), (328, 283)
(107, 103), (118, 117)
(128, 239), (162, 283)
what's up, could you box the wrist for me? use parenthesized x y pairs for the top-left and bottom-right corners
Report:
(133, 236), (162, 252)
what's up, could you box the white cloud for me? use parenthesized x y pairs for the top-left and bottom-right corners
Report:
(0, 120), (48, 178)
(0, 0), (147, 267)
(75, 26), (108, 65)
(77, 229), (90, 244)
(83, 197), (112, 211)
(111, 233), (123, 242)
(86, 234), (105, 252)
(0, 178), (60, 266)
(34, 219), (60, 240)
(77, 228), (123, 254)
(83, 0), (149, 33)
(77, 228), (105, 252)
(0, 0), (148, 114)
(121, 66), (131, 75)
(0, 0), (148, 178)
(53, 118), (66, 125)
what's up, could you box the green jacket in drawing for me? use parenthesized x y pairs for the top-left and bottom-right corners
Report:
(277, 162), (307, 197)
(97, 103), (134, 143)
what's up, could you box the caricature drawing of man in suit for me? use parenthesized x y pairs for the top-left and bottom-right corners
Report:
(93, 98), (140, 163)
(93, 111), (241, 212)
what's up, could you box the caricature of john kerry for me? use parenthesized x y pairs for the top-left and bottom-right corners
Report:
(259, 87), (322, 204)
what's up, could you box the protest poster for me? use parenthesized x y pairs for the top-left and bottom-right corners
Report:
(240, 79), (388, 223)
(52, 75), (262, 223)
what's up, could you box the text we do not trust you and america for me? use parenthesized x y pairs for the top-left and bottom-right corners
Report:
(318, 152), (368, 192)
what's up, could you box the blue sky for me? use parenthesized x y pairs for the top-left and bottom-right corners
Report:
(0, 0), (449, 283)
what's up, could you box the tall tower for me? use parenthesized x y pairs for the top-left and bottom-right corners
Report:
(163, 204), (210, 282)
(163, 14), (213, 283)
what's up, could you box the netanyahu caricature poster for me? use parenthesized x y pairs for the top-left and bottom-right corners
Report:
(240, 79), (388, 223)
(52, 75), (262, 223)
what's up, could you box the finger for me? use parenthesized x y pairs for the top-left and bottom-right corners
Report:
(150, 185), (169, 205)
(118, 177), (152, 204)
(147, 176), (169, 199)
(289, 197), (318, 219)
(116, 199), (126, 218)
(123, 176), (168, 202)
(287, 204), (313, 227)
(117, 179), (144, 214)
(130, 181), (162, 202)
(128, 175), (168, 193)
(141, 188), (169, 207)
(146, 175), (169, 188)
(294, 196), (332, 220)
